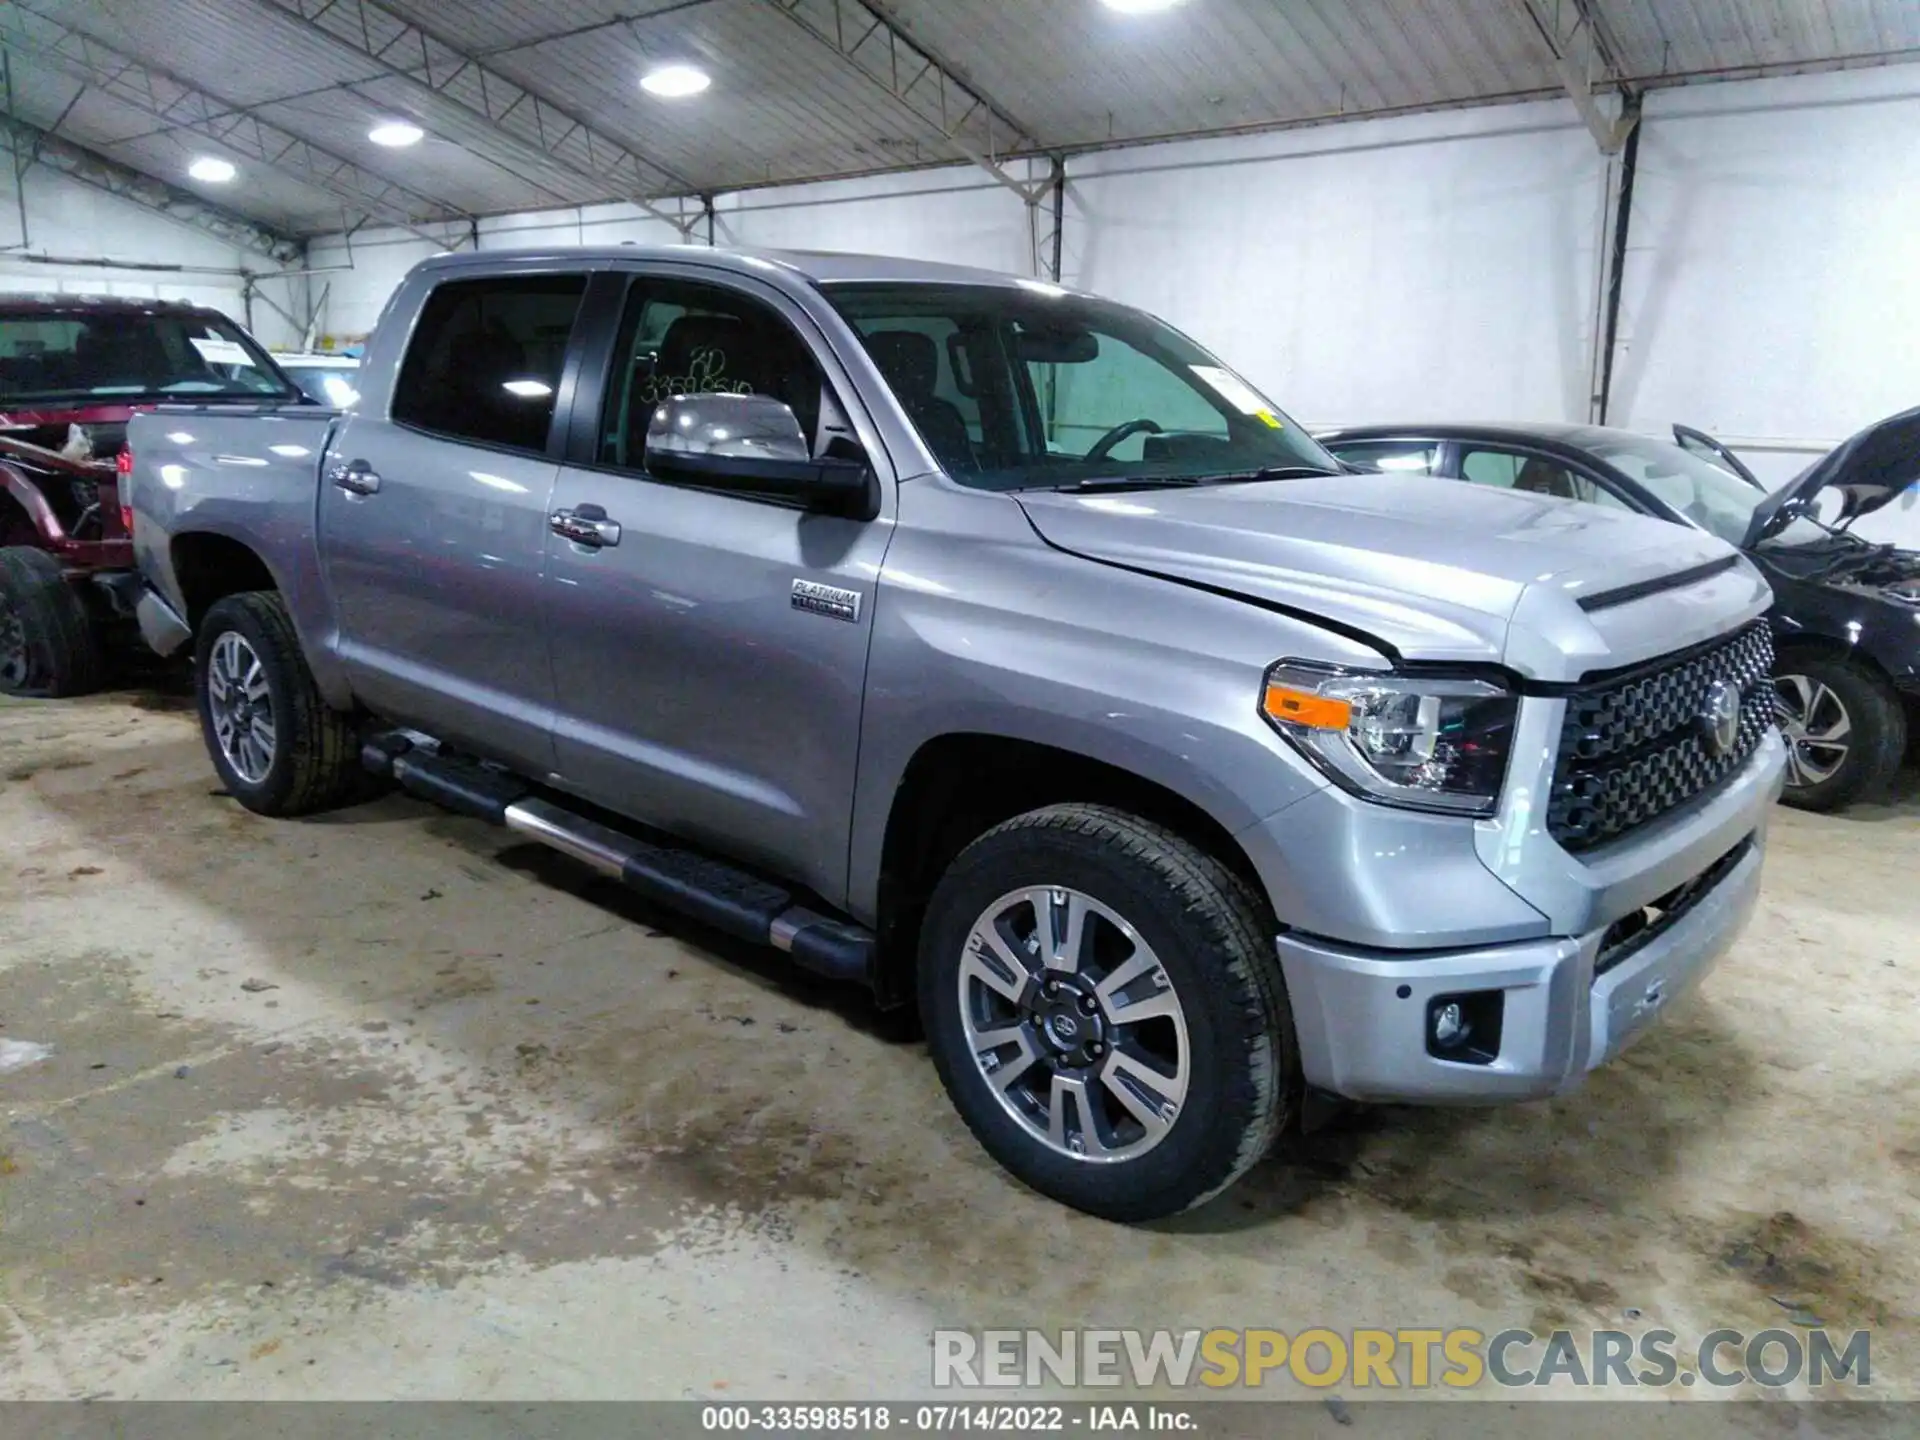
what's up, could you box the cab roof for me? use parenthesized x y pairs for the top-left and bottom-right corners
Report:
(411, 244), (1059, 291)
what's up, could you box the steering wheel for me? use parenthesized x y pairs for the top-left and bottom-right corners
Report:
(1084, 417), (1163, 461)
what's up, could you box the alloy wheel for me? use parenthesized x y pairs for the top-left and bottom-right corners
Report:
(207, 631), (277, 784)
(959, 886), (1190, 1163)
(1773, 672), (1851, 788)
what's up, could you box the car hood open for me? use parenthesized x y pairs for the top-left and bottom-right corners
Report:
(1016, 473), (1757, 676)
(1744, 404), (1920, 547)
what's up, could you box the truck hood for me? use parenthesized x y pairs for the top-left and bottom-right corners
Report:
(1745, 404), (1920, 546)
(1015, 474), (1752, 674)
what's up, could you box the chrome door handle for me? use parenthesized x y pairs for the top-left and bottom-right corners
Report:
(550, 505), (621, 548)
(329, 460), (381, 495)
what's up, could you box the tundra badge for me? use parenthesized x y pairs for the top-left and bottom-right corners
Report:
(791, 579), (862, 623)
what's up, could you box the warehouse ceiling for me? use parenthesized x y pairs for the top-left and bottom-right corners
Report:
(2, 0), (1917, 242)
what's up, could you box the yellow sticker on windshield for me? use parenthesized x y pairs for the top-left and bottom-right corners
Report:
(1255, 409), (1283, 429)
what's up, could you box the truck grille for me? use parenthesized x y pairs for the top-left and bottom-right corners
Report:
(1547, 622), (1774, 853)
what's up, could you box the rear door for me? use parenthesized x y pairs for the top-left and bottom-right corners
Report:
(319, 269), (588, 774)
(541, 265), (896, 908)
(1673, 424), (1763, 490)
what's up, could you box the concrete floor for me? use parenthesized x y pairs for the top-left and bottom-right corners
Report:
(1, 688), (1915, 1413)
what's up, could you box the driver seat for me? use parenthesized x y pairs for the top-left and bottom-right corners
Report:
(862, 330), (974, 472)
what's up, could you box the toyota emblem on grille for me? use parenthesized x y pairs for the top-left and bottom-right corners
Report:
(1699, 679), (1742, 758)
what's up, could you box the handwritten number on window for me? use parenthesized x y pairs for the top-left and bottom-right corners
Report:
(639, 345), (753, 405)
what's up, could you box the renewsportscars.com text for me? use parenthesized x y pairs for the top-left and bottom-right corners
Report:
(933, 1327), (1872, 1391)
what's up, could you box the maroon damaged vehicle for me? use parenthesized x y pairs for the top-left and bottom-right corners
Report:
(0, 294), (300, 696)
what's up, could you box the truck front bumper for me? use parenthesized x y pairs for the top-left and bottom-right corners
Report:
(1276, 832), (1764, 1104)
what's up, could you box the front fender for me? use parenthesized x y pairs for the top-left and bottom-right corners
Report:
(844, 486), (1374, 923)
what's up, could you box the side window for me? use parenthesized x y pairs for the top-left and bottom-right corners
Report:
(861, 317), (982, 443)
(1326, 440), (1440, 474)
(600, 279), (830, 473)
(1462, 446), (1632, 510)
(392, 275), (587, 452)
(843, 314), (1005, 475)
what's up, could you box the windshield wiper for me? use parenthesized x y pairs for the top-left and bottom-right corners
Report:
(1048, 465), (1342, 495)
(1046, 476), (1209, 494)
(1191, 465), (1344, 484)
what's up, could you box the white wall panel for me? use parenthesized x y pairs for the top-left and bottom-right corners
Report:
(307, 168), (1036, 346)
(305, 230), (453, 343)
(304, 203), (692, 343)
(714, 167), (1036, 274)
(1611, 68), (1920, 546)
(293, 68), (1920, 548)
(1064, 101), (1607, 431)
(0, 165), (305, 347)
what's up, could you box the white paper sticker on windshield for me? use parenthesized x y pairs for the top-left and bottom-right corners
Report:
(190, 336), (254, 366)
(1190, 364), (1275, 418)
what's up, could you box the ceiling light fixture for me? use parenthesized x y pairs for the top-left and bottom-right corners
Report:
(187, 157), (236, 183)
(368, 120), (424, 147)
(640, 64), (711, 98)
(1100, 0), (1184, 12)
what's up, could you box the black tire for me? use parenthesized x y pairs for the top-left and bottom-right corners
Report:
(195, 591), (361, 816)
(919, 803), (1296, 1222)
(0, 547), (103, 698)
(1774, 654), (1906, 813)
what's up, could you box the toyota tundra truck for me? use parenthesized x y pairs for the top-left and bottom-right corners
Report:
(128, 248), (1786, 1221)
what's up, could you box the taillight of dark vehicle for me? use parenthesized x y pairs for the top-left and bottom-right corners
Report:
(116, 447), (133, 536)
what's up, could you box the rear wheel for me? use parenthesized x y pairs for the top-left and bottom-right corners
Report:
(1773, 655), (1906, 812)
(919, 804), (1296, 1221)
(0, 547), (103, 698)
(195, 591), (362, 816)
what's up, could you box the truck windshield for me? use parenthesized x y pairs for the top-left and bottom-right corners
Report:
(824, 282), (1339, 491)
(0, 309), (295, 407)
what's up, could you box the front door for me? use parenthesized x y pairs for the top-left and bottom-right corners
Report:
(543, 269), (895, 907)
(319, 270), (587, 773)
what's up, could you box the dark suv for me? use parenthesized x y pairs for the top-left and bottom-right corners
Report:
(0, 294), (296, 695)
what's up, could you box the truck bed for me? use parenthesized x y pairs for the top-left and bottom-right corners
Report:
(127, 405), (343, 648)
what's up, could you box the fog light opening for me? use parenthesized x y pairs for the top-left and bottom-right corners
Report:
(1426, 990), (1504, 1065)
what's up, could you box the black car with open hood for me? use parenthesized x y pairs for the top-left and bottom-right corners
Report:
(1319, 408), (1920, 813)
(1742, 404), (1920, 546)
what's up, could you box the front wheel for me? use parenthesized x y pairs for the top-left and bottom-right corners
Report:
(919, 804), (1296, 1221)
(1773, 656), (1906, 812)
(194, 591), (362, 816)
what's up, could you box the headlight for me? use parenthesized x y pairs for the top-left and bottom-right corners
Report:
(1260, 662), (1518, 815)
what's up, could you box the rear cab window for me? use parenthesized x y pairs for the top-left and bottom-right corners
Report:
(391, 275), (588, 452)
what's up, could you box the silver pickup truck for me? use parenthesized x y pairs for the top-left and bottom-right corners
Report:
(129, 247), (1785, 1220)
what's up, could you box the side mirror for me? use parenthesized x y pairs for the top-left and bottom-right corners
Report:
(644, 393), (876, 519)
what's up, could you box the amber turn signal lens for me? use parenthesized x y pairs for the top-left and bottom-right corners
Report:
(1262, 683), (1353, 731)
